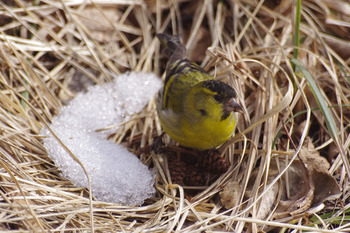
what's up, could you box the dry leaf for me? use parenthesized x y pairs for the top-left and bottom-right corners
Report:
(220, 180), (240, 209)
(299, 137), (340, 208)
(242, 168), (279, 219)
(327, 142), (339, 163)
(235, 137), (340, 220)
(311, 170), (341, 208)
(256, 178), (279, 219)
(79, 6), (120, 43)
(274, 137), (340, 218)
(299, 137), (330, 172)
(274, 160), (315, 219)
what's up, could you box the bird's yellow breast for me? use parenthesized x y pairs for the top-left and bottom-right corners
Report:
(158, 108), (236, 150)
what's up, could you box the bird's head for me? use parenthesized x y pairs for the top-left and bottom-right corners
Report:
(185, 80), (243, 120)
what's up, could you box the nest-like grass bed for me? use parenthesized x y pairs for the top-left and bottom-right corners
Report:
(0, 0), (349, 232)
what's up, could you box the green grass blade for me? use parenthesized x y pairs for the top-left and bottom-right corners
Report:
(291, 59), (338, 138)
(291, 59), (350, 177)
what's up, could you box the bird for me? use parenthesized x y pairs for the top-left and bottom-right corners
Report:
(156, 33), (243, 150)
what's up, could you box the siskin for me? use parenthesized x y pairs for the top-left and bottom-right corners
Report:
(156, 34), (243, 150)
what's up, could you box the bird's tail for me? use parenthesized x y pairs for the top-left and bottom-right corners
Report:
(156, 33), (186, 67)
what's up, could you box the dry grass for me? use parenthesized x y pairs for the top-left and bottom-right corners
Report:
(0, 0), (349, 232)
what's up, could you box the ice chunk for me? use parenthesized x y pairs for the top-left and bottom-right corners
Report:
(42, 72), (162, 205)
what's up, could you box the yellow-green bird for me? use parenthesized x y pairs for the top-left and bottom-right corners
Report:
(156, 34), (243, 150)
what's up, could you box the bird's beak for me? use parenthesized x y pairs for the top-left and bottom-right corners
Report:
(224, 98), (244, 113)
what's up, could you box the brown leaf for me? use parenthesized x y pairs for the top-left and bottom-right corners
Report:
(79, 6), (120, 43)
(242, 168), (279, 219)
(274, 137), (340, 218)
(220, 180), (240, 209)
(274, 160), (315, 219)
(299, 137), (340, 207)
(311, 170), (341, 208)
(256, 180), (279, 219)
(299, 137), (330, 173)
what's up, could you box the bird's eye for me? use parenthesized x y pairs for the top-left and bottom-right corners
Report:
(199, 109), (207, 116)
(214, 94), (223, 102)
